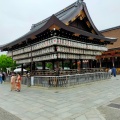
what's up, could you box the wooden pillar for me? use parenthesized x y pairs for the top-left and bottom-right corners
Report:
(62, 60), (64, 70)
(77, 60), (81, 71)
(80, 59), (83, 68)
(52, 60), (55, 70)
(32, 62), (36, 71)
(117, 57), (120, 68)
(69, 60), (72, 69)
(21, 64), (23, 75)
(42, 61), (45, 70)
(30, 62), (32, 73)
(116, 57), (118, 68)
(106, 58), (108, 68)
(30, 43), (33, 73)
(12, 50), (13, 60)
(55, 61), (60, 76)
(89, 60), (92, 68)
(55, 61), (60, 69)
(112, 58), (114, 67)
(75, 60), (77, 69)
(95, 60), (97, 68)
(100, 59), (102, 68)
(30, 63), (31, 72)
(91, 60), (93, 68)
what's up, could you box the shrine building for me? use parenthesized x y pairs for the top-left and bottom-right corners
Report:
(97, 26), (120, 73)
(0, 0), (117, 76)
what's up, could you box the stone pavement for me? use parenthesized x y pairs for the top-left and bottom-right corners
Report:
(0, 107), (21, 120)
(0, 75), (120, 120)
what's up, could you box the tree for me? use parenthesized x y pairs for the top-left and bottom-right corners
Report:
(46, 62), (52, 70)
(0, 55), (16, 72)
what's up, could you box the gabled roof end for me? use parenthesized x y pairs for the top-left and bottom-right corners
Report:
(75, 0), (84, 7)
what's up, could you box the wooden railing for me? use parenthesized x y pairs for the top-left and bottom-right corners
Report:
(5, 72), (110, 88)
(31, 68), (105, 76)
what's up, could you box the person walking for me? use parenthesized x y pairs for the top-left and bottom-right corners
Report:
(16, 73), (22, 92)
(2, 72), (5, 83)
(0, 72), (3, 84)
(112, 66), (116, 77)
(26, 73), (31, 87)
(10, 72), (17, 91)
(108, 68), (112, 76)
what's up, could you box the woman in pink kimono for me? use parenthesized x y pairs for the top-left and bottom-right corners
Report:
(16, 73), (22, 92)
(10, 72), (17, 91)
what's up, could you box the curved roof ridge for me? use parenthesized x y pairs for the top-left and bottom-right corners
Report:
(31, 1), (82, 30)
(82, 2), (103, 36)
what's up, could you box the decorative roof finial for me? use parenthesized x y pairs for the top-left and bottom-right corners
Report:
(75, 0), (83, 7)
(78, 0), (84, 2)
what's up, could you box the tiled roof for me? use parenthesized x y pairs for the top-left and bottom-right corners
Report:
(101, 26), (120, 33)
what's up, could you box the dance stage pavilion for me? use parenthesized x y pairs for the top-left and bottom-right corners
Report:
(0, 0), (117, 76)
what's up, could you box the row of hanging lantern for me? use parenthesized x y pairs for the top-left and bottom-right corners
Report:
(30, 46), (102, 58)
(12, 36), (107, 56)
(84, 50), (101, 55)
(13, 49), (24, 55)
(33, 54), (96, 62)
(16, 53), (96, 64)
(83, 60), (89, 63)
(32, 46), (54, 57)
(13, 46), (55, 60)
(54, 37), (107, 51)
(16, 59), (31, 64)
(13, 46), (31, 55)
(13, 47), (100, 61)
(13, 46), (101, 61)
(57, 53), (96, 60)
(57, 46), (84, 54)
(80, 55), (96, 59)
(57, 46), (101, 55)
(58, 53), (79, 59)
(13, 53), (29, 60)
(56, 38), (107, 51)
(33, 54), (57, 62)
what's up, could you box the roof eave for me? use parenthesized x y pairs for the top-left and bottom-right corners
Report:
(1, 15), (117, 51)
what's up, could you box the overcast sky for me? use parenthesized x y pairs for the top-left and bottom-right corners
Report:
(0, 0), (120, 46)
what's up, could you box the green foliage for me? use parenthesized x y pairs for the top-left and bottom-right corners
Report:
(46, 62), (52, 69)
(36, 62), (42, 66)
(64, 62), (70, 67)
(0, 55), (16, 72)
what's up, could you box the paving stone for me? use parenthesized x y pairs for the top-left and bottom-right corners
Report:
(33, 116), (49, 120)
(0, 107), (21, 120)
(1, 75), (120, 120)
(75, 115), (87, 120)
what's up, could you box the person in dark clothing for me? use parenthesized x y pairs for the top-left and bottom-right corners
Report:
(26, 73), (31, 87)
(112, 66), (116, 77)
(2, 73), (5, 82)
(0, 73), (2, 84)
